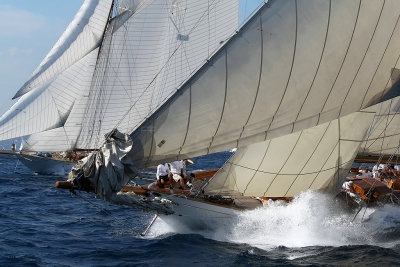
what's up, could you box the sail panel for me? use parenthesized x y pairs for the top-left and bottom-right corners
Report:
(204, 111), (376, 197)
(13, 0), (113, 99)
(77, 0), (240, 149)
(128, 0), (400, 168)
(359, 96), (400, 156)
(0, 48), (99, 146)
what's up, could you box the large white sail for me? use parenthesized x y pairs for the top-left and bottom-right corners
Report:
(77, 0), (240, 149)
(127, 0), (400, 168)
(13, 0), (113, 99)
(203, 111), (376, 197)
(0, 48), (100, 145)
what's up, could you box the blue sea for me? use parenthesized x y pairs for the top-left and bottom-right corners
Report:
(1, 152), (400, 266)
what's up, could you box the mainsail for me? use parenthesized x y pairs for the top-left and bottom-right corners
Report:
(127, 0), (400, 168)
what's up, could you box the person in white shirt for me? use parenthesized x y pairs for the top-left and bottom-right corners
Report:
(168, 160), (190, 190)
(156, 163), (171, 188)
(342, 180), (361, 203)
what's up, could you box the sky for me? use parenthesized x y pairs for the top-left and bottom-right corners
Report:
(0, 0), (264, 115)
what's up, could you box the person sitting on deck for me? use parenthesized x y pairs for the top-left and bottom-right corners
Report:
(168, 160), (190, 190)
(342, 180), (361, 203)
(156, 163), (171, 188)
(356, 167), (372, 178)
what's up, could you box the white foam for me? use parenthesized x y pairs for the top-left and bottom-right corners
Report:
(143, 190), (400, 249)
(227, 191), (400, 249)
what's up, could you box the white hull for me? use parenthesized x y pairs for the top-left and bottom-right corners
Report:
(158, 195), (239, 232)
(17, 154), (75, 176)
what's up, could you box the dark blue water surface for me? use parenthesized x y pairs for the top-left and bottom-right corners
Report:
(1, 152), (400, 266)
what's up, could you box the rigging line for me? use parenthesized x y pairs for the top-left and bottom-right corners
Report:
(364, 99), (400, 150)
(72, 190), (138, 234)
(338, 0), (386, 117)
(317, 0), (361, 125)
(382, 99), (394, 158)
(362, 99), (396, 149)
(264, 0), (298, 141)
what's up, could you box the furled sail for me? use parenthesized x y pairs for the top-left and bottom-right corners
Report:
(76, 0), (240, 149)
(127, 0), (400, 168)
(0, 48), (100, 145)
(203, 111), (376, 197)
(13, 0), (113, 99)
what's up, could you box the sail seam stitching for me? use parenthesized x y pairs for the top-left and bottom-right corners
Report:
(293, 0), (331, 129)
(236, 11), (264, 147)
(338, 0), (386, 117)
(264, 0), (298, 141)
(317, 0), (361, 124)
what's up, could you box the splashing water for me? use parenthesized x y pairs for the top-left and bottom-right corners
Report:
(147, 191), (400, 251)
(229, 191), (400, 249)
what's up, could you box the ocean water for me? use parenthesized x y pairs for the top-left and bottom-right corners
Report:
(1, 153), (400, 267)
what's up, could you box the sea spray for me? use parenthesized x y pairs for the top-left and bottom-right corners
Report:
(148, 190), (400, 250)
(228, 191), (400, 249)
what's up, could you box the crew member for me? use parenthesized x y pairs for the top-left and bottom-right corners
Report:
(168, 160), (190, 190)
(156, 163), (170, 188)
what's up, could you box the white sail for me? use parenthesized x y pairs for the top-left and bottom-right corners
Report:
(359, 96), (400, 156)
(0, 48), (100, 148)
(127, 0), (400, 168)
(203, 111), (376, 197)
(76, 0), (240, 149)
(13, 0), (113, 99)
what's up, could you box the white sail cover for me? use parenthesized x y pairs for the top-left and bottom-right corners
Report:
(77, 0), (239, 149)
(204, 111), (376, 197)
(0, 48), (100, 146)
(127, 0), (400, 168)
(13, 0), (113, 99)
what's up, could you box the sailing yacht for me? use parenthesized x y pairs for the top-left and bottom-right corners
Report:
(4, 0), (400, 228)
